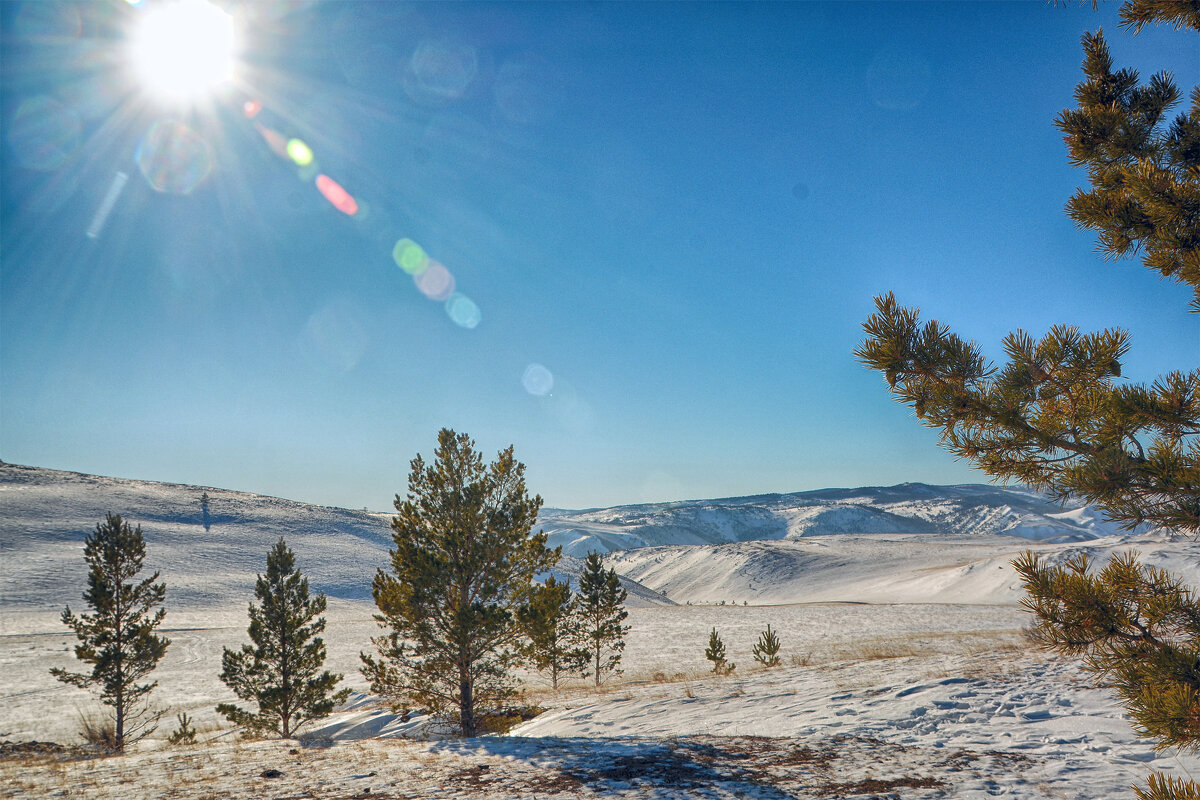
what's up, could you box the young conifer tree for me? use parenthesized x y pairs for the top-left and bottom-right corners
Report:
(705, 628), (735, 675)
(217, 537), (349, 738)
(576, 551), (630, 686)
(517, 574), (589, 689)
(752, 624), (782, 668)
(857, 4), (1199, 798)
(361, 429), (557, 736)
(52, 513), (170, 752)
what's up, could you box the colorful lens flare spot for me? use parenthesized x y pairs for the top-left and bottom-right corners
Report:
(242, 99), (262, 119)
(391, 238), (429, 275)
(445, 293), (481, 329)
(135, 119), (213, 194)
(315, 174), (357, 215)
(414, 259), (455, 300)
(255, 123), (289, 159)
(286, 138), (313, 166)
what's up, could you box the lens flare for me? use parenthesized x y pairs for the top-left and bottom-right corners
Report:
(87, 172), (129, 239)
(286, 138), (313, 166)
(392, 238), (429, 275)
(405, 39), (478, 105)
(414, 259), (455, 300)
(300, 301), (370, 372)
(135, 120), (214, 194)
(315, 174), (358, 215)
(7, 96), (81, 171)
(445, 293), (481, 329)
(238, 98), (483, 332)
(254, 123), (289, 158)
(522, 363), (554, 396)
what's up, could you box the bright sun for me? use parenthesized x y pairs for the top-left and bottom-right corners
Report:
(130, 0), (236, 103)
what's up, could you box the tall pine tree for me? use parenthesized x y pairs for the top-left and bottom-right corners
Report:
(52, 513), (170, 752)
(577, 552), (629, 687)
(517, 574), (589, 689)
(361, 429), (558, 736)
(857, 4), (1199, 798)
(217, 538), (349, 738)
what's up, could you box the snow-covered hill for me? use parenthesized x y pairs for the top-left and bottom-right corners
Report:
(538, 481), (1142, 558)
(3, 463), (1185, 617)
(601, 532), (1200, 606)
(0, 463), (671, 622)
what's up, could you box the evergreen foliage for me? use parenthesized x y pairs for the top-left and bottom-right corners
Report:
(517, 574), (589, 689)
(361, 429), (557, 736)
(577, 551), (630, 686)
(752, 624), (782, 668)
(167, 712), (197, 746)
(51, 513), (170, 752)
(857, 4), (1199, 797)
(1015, 551), (1200, 752)
(217, 538), (348, 738)
(705, 628), (735, 675)
(856, 30), (1199, 533)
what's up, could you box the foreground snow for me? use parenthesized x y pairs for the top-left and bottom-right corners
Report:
(5, 645), (1197, 799)
(4, 602), (1198, 799)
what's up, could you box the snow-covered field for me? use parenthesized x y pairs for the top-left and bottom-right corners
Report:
(4, 463), (1199, 798)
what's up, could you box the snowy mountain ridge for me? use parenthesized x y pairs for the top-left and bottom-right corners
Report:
(538, 481), (1138, 558)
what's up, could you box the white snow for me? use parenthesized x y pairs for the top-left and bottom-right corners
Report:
(3, 463), (1197, 799)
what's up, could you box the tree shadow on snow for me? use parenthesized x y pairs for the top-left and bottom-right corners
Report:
(429, 735), (801, 798)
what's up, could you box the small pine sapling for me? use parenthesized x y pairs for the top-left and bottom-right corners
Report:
(752, 624), (782, 668)
(218, 538), (349, 738)
(705, 628), (735, 675)
(167, 712), (197, 746)
(577, 552), (630, 686)
(52, 513), (170, 753)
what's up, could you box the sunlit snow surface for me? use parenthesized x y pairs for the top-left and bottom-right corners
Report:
(4, 462), (1200, 798)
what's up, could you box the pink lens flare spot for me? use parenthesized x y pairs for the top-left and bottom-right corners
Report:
(254, 123), (289, 159)
(414, 259), (455, 301)
(316, 174), (358, 216)
(243, 99), (262, 119)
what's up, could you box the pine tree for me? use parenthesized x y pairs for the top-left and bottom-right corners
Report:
(51, 513), (170, 752)
(577, 551), (630, 686)
(217, 538), (349, 738)
(752, 624), (782, 668)
(857, 4), (1199, 798)
(361, 429), (557, 736)
(705, 628), (735, 675)
(200, 492), (211, 532)
(517, 575), (589, 689)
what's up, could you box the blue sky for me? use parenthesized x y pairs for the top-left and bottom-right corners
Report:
(2, 1), (1197, 511)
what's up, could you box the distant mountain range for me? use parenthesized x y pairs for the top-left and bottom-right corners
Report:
(538, 482), (1139, 558)
(1, 463), (1174, 612)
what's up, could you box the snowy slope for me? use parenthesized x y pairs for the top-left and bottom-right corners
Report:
(0, 463), (670, 626)
(539, 482), (1141, 558)
(602, 532), (1200, 606)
